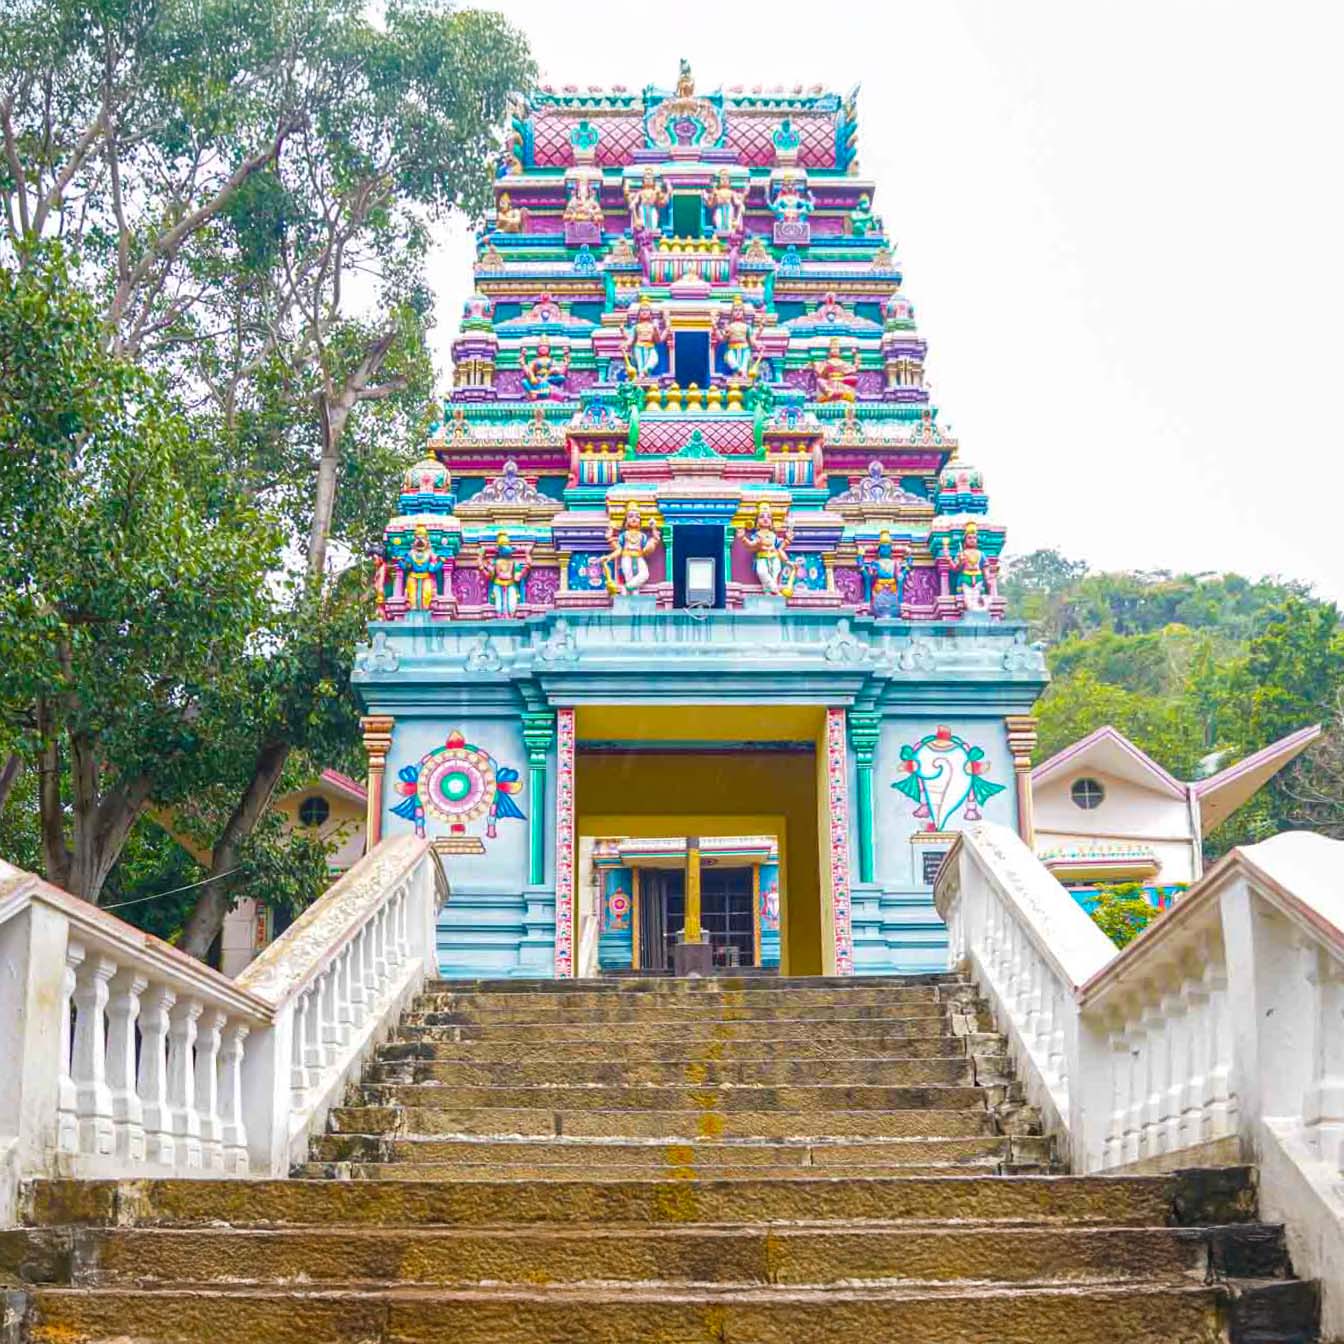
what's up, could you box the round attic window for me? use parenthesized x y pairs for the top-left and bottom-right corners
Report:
(297, 795), (330, 828)
(1070, 777), (1105, 811)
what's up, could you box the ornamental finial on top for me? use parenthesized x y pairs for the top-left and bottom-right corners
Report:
(773, 118), (802, 164)
(677, 58), (694, 98)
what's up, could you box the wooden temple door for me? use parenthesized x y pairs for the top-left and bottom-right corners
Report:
(638, 871), (685, 972)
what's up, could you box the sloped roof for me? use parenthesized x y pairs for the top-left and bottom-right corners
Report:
(1032, 725), (1187, 800)
(1194, 724), (1321, 833)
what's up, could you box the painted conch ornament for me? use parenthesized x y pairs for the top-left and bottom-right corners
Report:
(892, 725), (1005, 832)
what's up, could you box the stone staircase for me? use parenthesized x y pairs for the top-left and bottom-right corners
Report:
(2, 974), (1322, 1342)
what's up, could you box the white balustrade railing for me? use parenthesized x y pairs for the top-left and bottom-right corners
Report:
(0, 834), (445, 1225)
(938, 822), (1344, 1337)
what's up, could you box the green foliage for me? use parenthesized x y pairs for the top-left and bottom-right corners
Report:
(1088, 882), (1159, 949)
(1006, 552), (1344, 862)
(0, 2), (533, 956)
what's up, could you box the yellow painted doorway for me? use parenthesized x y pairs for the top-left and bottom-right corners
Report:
(574, 705), (832, 976)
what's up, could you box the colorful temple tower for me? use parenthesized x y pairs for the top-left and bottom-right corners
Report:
(353, 64), (1048, 979)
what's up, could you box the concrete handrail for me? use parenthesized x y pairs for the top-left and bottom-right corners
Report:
(937, 822), (1344, 1337)
(0, 835), (445, 1225)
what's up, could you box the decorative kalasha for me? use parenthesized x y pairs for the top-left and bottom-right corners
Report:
(893, 726), (1006, 832)
(391, 730), (525, 850)
(602, 504), (660, 594)
(826, 708), (854, 975)
(743, 503), (796, 596)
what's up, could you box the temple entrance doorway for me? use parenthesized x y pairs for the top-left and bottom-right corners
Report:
(574, 704), (832, 976)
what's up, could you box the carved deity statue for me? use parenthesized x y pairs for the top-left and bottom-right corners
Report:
(676, 58), (695, 99)
(480, 532), (529, 618)
(812, 338), (859, 403)
(494, 191), (526, 234)
(743, 503), (797, 597)
(601, 505), (661, 595)
(402, 526), (443, 611)
(859, 530), (910, 615)
(769, 173), (814, 223)
(626, 168), (669, 235)
(703, 169), (745, 237)
(369, 542), (390, 619)
(713, 294), (760, 383)
(564, 178), (603, 223)
(956, 522), (987, 610)
(519, 340), (569, 400)
(621, 296), (669, 381)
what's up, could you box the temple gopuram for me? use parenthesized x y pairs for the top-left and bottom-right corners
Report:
(353, 64), (1048, 979)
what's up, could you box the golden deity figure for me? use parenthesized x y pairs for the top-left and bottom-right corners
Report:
(956, 521), (987, 610)
(812, 337), (859, 403)
(402, 525), (443, 611)
(480, 532), (529, 618)
(626, 168), (669, 235)
(703, 169), (745, 237)
(601, 505), (661, 595)
(676, 58), (695, 99)
(622, 296), (669, 381)
(564, 177), (603, 223)
(494, 191), (526, 234)
(518, 339), (569, 400)
(743, 503), (797, 597)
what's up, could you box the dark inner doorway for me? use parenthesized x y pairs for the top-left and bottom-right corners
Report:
(639, 870), (683, 972)
(673, 331), (710, 388)
(638, 866), (754, 971)
(672, 524), (725, 609)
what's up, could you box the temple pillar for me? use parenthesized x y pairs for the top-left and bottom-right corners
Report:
(359, 715), (395, 850)
(673, 835), (712, 976)
(824, 708), (855, 975)
(521, 710), (556, 887)
(1004, 715), (1039, 847)
(847, 709), (881, 885)
(553, 708), (576, 977)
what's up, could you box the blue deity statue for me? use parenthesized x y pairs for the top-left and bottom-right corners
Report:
(859, 530), (910, 615)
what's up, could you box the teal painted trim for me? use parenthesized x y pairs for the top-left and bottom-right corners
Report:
(760, 927), (780, 968)
(856, 764), (875, 884)
(527, 763), (546, 885)
(598, 926), (634, 971)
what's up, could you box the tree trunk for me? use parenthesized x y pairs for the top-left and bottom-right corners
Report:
(177, 739), (290, 960)
(0, 753), (23, 812)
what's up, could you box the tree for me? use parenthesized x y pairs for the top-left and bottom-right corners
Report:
(0, 248), (277, 901)
(0, 2), (534, 957)
(1088, 883), (1160, 949)
(1284, 690), (1344, 840)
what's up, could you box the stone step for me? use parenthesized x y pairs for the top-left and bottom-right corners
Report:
(424, 974), (965, 994)
(24, 1170), (1256, 1230)
(378, 1031), (983, 1063)
(368, 1056), (980, 1088)
(4, 1222), (1288, 1292)
(406, 999), (963, 1026)
(326, 1104), (1000, 1140)
(396, 1014), (963, 1043)
(300, 1160), (1022, 1181)
(415, 984), (955, 1012)
(21, 1279), (1277, 1344)
(307, 1133), (1033, 1167)
(354, 1082), (992, 1112)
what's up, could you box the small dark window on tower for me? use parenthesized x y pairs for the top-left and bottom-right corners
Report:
(1070, 778), (1105, 811)
(298, 795), (330, 828)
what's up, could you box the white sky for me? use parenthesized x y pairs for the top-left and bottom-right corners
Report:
(425, 1), (1344, 600)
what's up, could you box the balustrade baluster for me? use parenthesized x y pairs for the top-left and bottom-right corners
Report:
(362, 917), (379, 1003)
(1103, 1025), (1128, 1168)
(1180, 977), (1210, 1150)
(167, 998), (204, 1169)
(1204, 968), (1236, 1140)
(290, 990), (310, 1100)
(394, 884), (411, 962)
(1303, 947), (1344, 1172)
(304, 976), (327, 1084)
(219, 1022), (250, 1175)
(347, 928), (368, 1020)
(106, 970), (148, 1163)
(194, 1008), (226, 1171)
(1122, 1020), (1145, 1166)
(72, 954), (117, 1156)
(335, 946), (355, 1045)
(137, 984), (176, 1165)
(321, 958), (343, 1052)
(1160, 991), (1187, 1153)
(57, 941), (85, 1155)
(1140, 995), (1168, 1159)
(372, 906), (390, 987)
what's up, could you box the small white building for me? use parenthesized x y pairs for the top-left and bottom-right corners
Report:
(217, 770), (367, 975)
(1032, 723), (1321, 899)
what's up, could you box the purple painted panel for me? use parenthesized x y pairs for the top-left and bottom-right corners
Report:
(454, 568), (485, 605)
(835, 567), (864, 606)
(528, 567), (559, 607)
(904, 566), (939, 605)
(731, 538), (756, 586)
